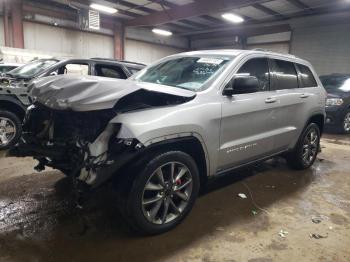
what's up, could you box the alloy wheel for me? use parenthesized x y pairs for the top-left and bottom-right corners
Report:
(302, 127), (319, 166)
(343, 112), (350, 132)
(142, 161), (193, 225)
(0, 117), (16, 146)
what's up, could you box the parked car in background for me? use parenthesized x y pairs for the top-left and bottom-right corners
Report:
(0, 58), (145, 149)
(0, 63), (23, 75)
(10, 50), (326, 234)
(320, 74), (350, 133)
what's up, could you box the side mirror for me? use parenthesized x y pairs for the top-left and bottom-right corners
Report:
(223, 75), (260, 96)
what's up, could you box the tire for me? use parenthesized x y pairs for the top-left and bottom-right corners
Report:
(339, 110), (350, 134)
(286, 123), (320, 170)
(0, 110), (22, 150)
(116, 151), (200, 235)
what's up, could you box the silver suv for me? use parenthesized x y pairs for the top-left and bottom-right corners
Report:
(11, 50), (326, 235)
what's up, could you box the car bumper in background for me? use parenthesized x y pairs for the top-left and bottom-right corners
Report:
(325, 106), (347, 127)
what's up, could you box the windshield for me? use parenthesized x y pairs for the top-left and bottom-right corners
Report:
(8, 59), (58, 79)
(135, 56), (232, 91)
(320, 75), (350, 92)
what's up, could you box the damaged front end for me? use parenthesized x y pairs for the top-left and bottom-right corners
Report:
(11, 104), (144, 188)
(9, 75), (196, 188)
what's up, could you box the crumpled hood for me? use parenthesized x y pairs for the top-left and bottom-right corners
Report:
(30, 75), (196, 111)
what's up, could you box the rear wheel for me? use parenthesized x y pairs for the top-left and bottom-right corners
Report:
(0, 110), (22, 150)
(117, 151), (200, 235)
(286, 123), (320, 170)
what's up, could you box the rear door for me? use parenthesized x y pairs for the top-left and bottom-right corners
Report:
(269, 59), (307, 151)
(218, 57), (277, 170)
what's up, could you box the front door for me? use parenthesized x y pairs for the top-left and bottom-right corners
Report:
(218, 57), (278, 171)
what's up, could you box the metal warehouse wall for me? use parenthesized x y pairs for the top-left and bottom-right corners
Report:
(125, 39), (185, 65)
(291, 23), (350, 76)
(23, 22), (114, 58)
(0, 19), (4, 46)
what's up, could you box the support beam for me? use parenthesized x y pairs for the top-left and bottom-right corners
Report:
(190, 23), (291, 40)
(252, 3), (287, 20)
(126, 0), (271, 27)
(114, 24), (125, 60)
(285, 0), (313, 11)
(11, 0), (24, 49)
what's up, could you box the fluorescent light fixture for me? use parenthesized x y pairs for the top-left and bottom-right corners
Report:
(222, 13), (244, 23)
(152, 28), (173, 36)
(90, 3), (118, 14)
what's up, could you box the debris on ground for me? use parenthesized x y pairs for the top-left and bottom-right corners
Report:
(237, 193), (247, 199)
(311, 217), (322, 224)
(265, 185), (276, 189)
(278, 230), (289, 238)
(310, 233), (328, 239)
(215, 227), (224, 231)
(311, 214), (329, 224)
(252, 210), (258, 216)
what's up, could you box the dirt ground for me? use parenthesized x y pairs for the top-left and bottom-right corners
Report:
(0, 133), (349, 262)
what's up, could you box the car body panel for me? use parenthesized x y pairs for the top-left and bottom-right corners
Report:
(30, 75), (196, 111)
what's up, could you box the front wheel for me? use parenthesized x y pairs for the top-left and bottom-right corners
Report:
(0, 110), (22, 150)
(340, 110), (350, 134)
(286, 123), (320, 170)
(118, 151), (200, 235)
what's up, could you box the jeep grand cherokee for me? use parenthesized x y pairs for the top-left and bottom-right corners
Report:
(11, 50), (326, 235)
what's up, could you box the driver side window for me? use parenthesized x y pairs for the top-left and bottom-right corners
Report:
(236, 58), (270, 92)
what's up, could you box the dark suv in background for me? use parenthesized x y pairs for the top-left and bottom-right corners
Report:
(0, 58), (145, 149)
(320, 74), (350, 133)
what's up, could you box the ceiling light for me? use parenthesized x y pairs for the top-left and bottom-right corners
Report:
(222, 13), (244, 23)
(90, 3), (118, 14)
(152, 28), (173, 36)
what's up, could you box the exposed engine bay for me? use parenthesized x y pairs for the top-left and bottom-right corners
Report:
(10, 75), (196, 188)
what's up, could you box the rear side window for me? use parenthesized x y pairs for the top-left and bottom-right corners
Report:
(55, 63), (89, 76)
(95, 64), (127, 79)
(270, 59), (298, 90)
(236, 58), (270, 91)
(296, 64), (317, 87)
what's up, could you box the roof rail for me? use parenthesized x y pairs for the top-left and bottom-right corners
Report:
(250, 48), (299, 59)
(90, 57), (119, 61)
(252, 48), (267, 51)
(90, 57), (145, 66)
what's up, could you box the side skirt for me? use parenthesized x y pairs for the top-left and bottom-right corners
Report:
(214, 149), (289, 177)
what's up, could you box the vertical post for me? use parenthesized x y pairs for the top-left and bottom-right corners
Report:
(3, 2), (10, 47)
(114, 23), (125, 60)
(11, 0), (24, 49)
(241, 36), (247, 50)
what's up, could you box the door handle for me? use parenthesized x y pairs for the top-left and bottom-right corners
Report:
(265, 97), (277, 103)
(300, 93), (310, 98)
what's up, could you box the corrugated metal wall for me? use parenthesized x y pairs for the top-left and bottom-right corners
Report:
(23, 22), (114, 58)
(124, 39), (184, 65)
(290, 24), (350, 75)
